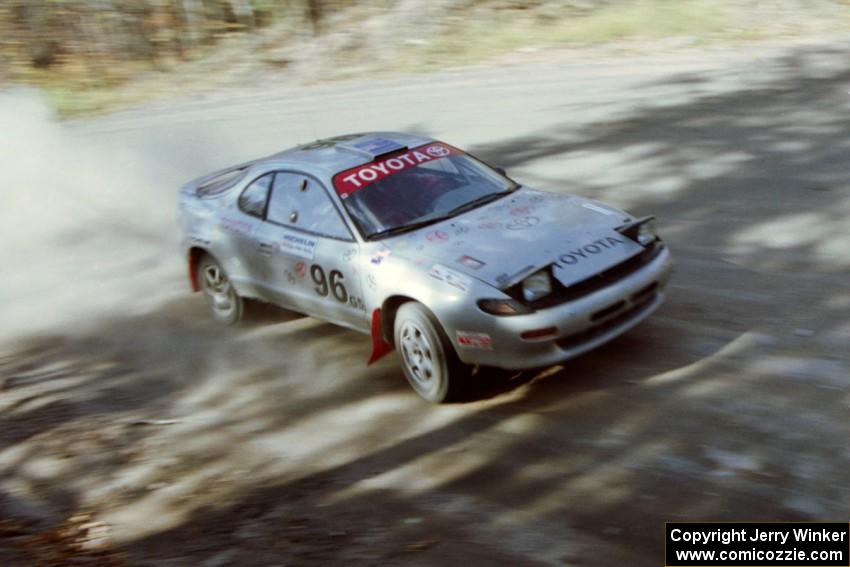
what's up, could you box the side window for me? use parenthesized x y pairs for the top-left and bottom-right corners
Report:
(238, 173), (273, 218)
(267, 173), (351, 239)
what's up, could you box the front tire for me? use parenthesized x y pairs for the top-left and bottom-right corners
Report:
(198, 254), (243, 325)
(394, 302), (468, 403)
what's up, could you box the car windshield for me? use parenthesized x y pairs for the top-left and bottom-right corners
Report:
(333, 142), (518, 240)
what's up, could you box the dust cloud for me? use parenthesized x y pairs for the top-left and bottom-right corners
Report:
(0, 90), (189, 343)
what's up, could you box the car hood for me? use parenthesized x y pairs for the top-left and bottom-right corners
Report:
(382, 188), (645, 289)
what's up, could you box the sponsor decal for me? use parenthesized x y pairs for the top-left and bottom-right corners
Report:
(426, 230), (449, 243)
(456, 331), (493, 350)
(343, 248), (357, 262)
(294, 261), (306, 278)
(220, 217), (254, 236)
(506, 216), (540, 230)
(428, 264), (472, 293)
(279, 230), (317, 260)
(333, 142), (460, 196)
(478, 221), (501, 230)
(510, 206), (532, 216)
(349, 296), (366, 311)
(582, 202), (616, 216)
(553, 236), (625, 268)
(367, 274), (377, 289)
(453, 225), (470, 235)
(371, 248), (391, 265)
(426, 145), (451, 157)
(457, 255), (485, 270)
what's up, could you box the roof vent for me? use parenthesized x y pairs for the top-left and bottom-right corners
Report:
(336, 137), (407, 160)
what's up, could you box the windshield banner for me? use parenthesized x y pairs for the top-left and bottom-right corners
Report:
(333, 142), (460, 197)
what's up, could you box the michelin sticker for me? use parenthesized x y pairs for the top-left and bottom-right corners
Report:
(429, 264), (472, 293)
(280, 230), (317, 260)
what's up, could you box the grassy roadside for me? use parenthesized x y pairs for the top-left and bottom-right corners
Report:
(11, 0), (850, 117)
(292, 0), (847, 82)
(424, 0), (733, 62)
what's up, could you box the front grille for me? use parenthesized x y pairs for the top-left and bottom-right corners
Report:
(630, 281), (658, 302)
(519, 241), (664, 309)
(556, 293), (657, 351)
(591, 300), (625, 322)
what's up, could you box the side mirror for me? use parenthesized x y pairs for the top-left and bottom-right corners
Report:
(495, 167), (507, 176)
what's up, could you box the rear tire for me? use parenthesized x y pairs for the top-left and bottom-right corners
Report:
(198, 254), (244, 325)
(394, 302), (469, 403)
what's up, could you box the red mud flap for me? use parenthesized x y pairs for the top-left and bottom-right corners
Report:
(368, 309), (394, 365)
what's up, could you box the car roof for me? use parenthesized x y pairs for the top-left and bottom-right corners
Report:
(257, 131), (437, 176)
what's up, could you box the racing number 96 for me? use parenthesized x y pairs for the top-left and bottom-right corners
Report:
(310, 265), (348, 303)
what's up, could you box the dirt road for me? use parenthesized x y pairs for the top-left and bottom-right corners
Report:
(1, 38), (849, 565)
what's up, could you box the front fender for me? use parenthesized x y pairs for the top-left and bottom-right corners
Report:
(367, 255), (504, 363)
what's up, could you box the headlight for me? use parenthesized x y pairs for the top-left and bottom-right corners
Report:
(618, 216), (658, 246)
(478, 298), (533, 316)
(637, 219), (658, 246)
(521, 270), (552, 302)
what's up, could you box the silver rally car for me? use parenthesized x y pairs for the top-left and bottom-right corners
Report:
(178, 132), (672, 402)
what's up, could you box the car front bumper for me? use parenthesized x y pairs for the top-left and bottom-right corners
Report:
(452, 245), (673, 370)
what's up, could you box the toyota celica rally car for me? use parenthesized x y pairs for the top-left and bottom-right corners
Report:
(178, 132), (672, 402)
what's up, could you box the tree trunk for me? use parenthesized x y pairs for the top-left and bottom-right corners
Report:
(306, 0), (321, 35)
(181, 0), (205, 48)
(230, 0), (255, 30)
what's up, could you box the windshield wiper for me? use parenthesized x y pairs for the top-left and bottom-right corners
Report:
(365, 215), (454, 241)
(445, 186), (520, 217)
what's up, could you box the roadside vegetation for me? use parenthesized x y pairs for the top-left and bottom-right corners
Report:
(1, 0), (848, 116)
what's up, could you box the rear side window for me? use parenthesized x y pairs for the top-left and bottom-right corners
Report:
(238, 174), (273, 218)
(267, 173), (351, 239)
(197, 167), (249, 198)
